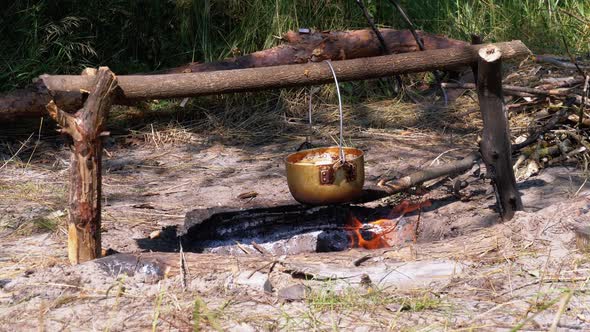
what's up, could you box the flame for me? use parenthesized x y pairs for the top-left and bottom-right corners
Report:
(389, 199), (432, 219)
(345, 216), (391, 249)
(346, 200), (432, 249)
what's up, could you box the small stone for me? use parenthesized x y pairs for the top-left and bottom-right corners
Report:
(263, 279), (274, 293)
(228, 323), (256, 332)
(360, 273), (372, 288)
(235, 271), (269, 292)
(385, 303), (403, 312)
(278, 284), (309, 302)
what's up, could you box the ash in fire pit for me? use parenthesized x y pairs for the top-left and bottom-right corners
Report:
(181, 201), (430, 255)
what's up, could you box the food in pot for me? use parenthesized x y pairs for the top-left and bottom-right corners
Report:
(297, 152), (358, 165)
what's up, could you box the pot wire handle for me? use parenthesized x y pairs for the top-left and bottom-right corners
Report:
(307, 87), (313, 145)
(325, 60), (345, 163)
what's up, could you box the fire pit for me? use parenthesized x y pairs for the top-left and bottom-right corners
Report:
(181, 200), (431, 255)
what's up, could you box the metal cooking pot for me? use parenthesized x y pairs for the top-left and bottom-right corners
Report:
(285, 61), (365, 205)
(286, 146), (365, 205)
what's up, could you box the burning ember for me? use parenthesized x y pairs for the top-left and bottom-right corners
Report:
(346, 200), (432, 249)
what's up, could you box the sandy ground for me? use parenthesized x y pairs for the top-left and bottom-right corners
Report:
(1, 96), (590, 331)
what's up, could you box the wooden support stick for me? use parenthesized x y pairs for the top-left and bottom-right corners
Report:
(47, 67), (118, 264)
(476, 45), (523, 220)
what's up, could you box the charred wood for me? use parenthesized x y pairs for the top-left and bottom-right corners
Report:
(476, 45), (523, 220)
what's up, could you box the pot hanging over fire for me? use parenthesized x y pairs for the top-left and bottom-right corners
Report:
(285, 61), (365, 205)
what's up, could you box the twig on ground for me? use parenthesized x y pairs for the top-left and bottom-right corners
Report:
(510, 294), (562, 332)
(23, 118), (44, 173)
(499, 277), (588, 297)
(0, 132), (34, 171)
(441, 82), (570, 97)
(428, 148), (461, 167)
(506, 100), (546, 111)
(568, 113), (590, 127)
(548, 146), (587, 165)
(179, 240), (188, 292)
(512, 109), (569, 151)
(353, 254), (372, 267)
(234, 241), (251, 255)
(579, 75), (589, 128)
(534, 55), (590, 71)
(537, 76), (586, 90)
(553, 130), (590, 150)
(251, 241), (271, 256)
(247, 260), (276, 279)
(549, 290), (574, 332)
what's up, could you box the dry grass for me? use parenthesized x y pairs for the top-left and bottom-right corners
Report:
(1, 55), (589, 331)
(103, 82), (484, 158)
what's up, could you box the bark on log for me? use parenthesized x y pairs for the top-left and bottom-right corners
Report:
(469, 34), (483, 84)
(0, 41), (531, 120)
(377, 152), (480, 193)
(160, 29), (468, 74)
(476, 45), (523, 220)
(47, 67), (118, 264)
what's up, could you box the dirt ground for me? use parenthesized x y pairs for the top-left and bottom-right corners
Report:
(1, 81), (590, 331)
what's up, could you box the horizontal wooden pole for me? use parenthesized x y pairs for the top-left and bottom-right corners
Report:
(1, 40), (530, 119)
(48, 41), (531, 100)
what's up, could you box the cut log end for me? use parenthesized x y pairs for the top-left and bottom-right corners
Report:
(81, 68), (98, 76)
(478, 45), (502, 63)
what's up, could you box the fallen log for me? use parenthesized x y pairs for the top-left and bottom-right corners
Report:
(160, 29), (468, 74)
(476, 45), (523, 220)
(0, 40), (530, 120)
(93, 251), (461, 290)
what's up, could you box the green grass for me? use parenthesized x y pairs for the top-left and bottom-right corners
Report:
(1, 0), (588, 92)
(306, 283), (442, 313)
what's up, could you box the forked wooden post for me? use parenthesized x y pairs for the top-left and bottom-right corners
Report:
(476, 45), (523, 220)
(46, 67), (118, 264)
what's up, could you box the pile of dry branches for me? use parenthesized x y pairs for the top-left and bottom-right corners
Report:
(446, 55), (590, 181)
